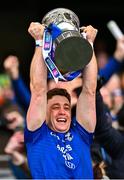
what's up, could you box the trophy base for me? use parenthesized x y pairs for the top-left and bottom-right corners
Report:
(55, 36), (93, 72)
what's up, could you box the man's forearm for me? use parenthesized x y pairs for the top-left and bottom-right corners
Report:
(30, 47), (47, 93)
(76, 26), (98, 132)
(82, 51), (97, 94)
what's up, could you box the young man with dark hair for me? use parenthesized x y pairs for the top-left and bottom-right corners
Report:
(24, 22), (98, 179)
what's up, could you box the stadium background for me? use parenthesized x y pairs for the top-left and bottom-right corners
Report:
(0, 0), (123, 87)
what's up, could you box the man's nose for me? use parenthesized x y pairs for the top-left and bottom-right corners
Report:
(58, 108), (66, 114)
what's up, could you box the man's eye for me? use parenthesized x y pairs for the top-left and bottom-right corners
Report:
(64, 106), (70, 110)
(52, 106), (59, 109)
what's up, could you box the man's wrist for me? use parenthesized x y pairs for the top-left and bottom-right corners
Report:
(35, 40), (43, 47)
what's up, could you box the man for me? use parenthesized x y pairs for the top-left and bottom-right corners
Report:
(94, 89), (124, 179)
(24, 22), (98, 179)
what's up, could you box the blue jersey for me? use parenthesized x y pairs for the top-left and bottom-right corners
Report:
(24, 118), (93, 179)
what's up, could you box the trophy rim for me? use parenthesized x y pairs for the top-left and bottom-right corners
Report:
(41, 7), (80, 28)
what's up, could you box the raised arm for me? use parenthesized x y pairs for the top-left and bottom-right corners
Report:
(98, 36), (124, 83)
(3, 55), (31, 112)
(76, 25), (98, 132)
(26, 22), (47, 131)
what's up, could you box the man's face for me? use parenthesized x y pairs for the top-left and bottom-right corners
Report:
(46, 95), (71, 133)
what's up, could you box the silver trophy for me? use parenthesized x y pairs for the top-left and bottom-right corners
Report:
(42, 8), (93, 73)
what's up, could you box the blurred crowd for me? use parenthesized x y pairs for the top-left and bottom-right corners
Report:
(1, 26), (124, 179)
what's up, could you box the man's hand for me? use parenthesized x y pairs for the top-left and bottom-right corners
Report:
(28, 22), (45, 40)
(80, 25), (98, 44)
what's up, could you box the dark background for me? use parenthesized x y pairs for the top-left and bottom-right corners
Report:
(0, 0), (124, 88)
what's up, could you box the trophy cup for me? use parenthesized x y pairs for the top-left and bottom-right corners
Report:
(42, 8), (93, 81)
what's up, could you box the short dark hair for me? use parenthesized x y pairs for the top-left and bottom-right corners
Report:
(47, 88), (71, 103)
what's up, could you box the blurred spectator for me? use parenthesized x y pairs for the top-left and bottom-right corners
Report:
(4, 110), (24, 131)
(0, 101), (23, 130)
(95, 40), (109, 68)
(4, 130), (31, 179)
(111, 89), (124, 118)
(100, 86), (113, 110)
(5, 130), (25, 165)
(118, 70), (124, 93)
(97, 50), (109, 69)
(98, 36), (124, 84)
(117, 103), (124, 133)
(0, 99), (29, 179)
(105, 73), (121, 93)
(3, 55), (30, 112)
(100, 72), (124, 129)
(0, 73), (15, 105)
(95, 90), (124, 179)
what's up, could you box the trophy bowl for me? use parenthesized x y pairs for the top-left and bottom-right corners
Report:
(42, 8), (93, 73)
